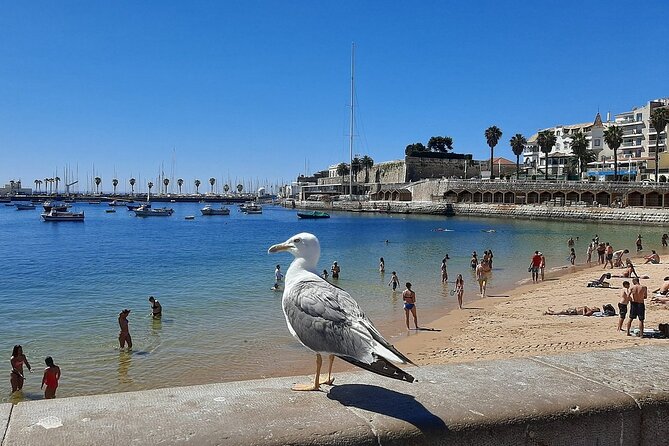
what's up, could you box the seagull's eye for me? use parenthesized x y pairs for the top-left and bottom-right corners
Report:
(293, 238), (302, 243)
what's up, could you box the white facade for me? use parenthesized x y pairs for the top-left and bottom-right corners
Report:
(607, 98), (668, 162)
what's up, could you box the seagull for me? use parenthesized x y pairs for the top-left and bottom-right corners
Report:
(268, 232), (415, 391)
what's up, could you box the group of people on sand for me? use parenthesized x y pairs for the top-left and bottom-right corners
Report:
(529, 251), (546, 283)
(10, 345), (61, 400)
(617, 278), (648, 336)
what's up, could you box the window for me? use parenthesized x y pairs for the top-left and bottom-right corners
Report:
(636, 113), (643, 122)
(594, 139), (601, 147)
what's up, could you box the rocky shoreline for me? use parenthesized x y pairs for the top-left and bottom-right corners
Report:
(288, 200), (669, 226)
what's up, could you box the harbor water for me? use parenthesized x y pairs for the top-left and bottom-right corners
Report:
(0, 202), (658, 402)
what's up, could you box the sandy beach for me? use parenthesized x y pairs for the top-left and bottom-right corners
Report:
(395, 259), (669, 367)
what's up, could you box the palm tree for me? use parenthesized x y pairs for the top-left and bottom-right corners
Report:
(570, 131), (591, 177)
(163, 178), (170, 194)
(34, 179), (40, 193)
(129, 178), (136, 195)
(537, 130), (557, 180)
(112, 178), (119, 195)
(94, 176), (101, 194)
(603, 125), (623, 181)
(336, 162), (350, 193)
(509, 134), (527, 178)
(650, 107), (669, 182)
(209, 177), (216, 193)
(236, 183), (243, 194)
(194, 179), (201, 194)
(177, 178), (183, 194)
(223, 184), (230, 194)
(54, 177), (60, 194)
(147, 181), (154, 195)
(361, 155), (374, 183)
(351, 156), (362, 180)
(485, 126), (503, 179)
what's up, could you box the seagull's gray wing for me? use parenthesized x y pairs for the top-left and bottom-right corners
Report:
(283, 278), (412, 365)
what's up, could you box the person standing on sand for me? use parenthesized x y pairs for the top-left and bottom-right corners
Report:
(440, 255), (449, 283)
(539, 252), (546, 281)
(604, 243), (614, 269)
(597, 243), (606, 265)
(586, 243), (593, 264)
(626, 278), (647, 337)
(636, 234), (643, 252)
(41, 356), (61, 399)
(118, 309), (132, 350)
(530, 251), (542, 283)
(10, 345), (32, 393)
(455, 274), (464, 309)
(476, 259), (491, 296)
(388, 271), (400, 291)
(618, 281), (631, 332)
(148, 296), (162, 318)
(402, 282), (418, 330)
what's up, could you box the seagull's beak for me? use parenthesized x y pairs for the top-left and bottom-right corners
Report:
(268, 241), (292, 254)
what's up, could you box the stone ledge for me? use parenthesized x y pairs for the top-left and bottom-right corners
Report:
(0, 404), (11, 445)
(3, 345), (668, 446)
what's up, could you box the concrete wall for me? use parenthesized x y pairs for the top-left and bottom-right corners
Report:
(2, 346), (668, 445)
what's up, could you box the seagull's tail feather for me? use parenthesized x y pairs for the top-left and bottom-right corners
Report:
(338, 355), (415, 383)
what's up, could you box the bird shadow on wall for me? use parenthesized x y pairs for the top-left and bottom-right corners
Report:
(327, 384), (448, 435)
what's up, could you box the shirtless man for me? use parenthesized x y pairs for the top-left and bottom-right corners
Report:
(331, 261), (340, 279)
(476, 259), (492, 296)
(612, 249), (629, 268)
(604, 243), (614, 269)
(653, 276), (669, 295)
(626, 278), (647, 337)
(402, 282), (418, 330)
(544, 306), (601, 316)
(148, 296), (162, 318)
(617, 281), (631, 332)
(643, 250), (660, 264)
(118, 309), (132, 350)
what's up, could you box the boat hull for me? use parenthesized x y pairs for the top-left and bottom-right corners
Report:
(41, 211), (85, 221)
(297, 211), (330, 219)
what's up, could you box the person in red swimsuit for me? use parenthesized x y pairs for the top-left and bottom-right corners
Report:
(41, 356), (61, 399)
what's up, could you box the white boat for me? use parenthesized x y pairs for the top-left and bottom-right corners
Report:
(43, 201), (69, 212)
(134, 204), (173, 217)
(201, 204), (230, 216)
(15, 203), (36, 210)
(41, 209), (85, 221)
(109, 200), (132, 207)
(127, 202), (149, 211)
(243, 203), (262, 214)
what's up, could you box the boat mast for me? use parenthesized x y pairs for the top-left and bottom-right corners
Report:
(349, 42), (354, 200)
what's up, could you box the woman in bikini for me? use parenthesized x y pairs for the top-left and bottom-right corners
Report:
(455, 274), (464, 309)
(402, 282), (418, 330)
(10, 345), (32, 393)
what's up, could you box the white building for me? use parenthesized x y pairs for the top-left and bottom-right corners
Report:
(0, 180), (32, 195)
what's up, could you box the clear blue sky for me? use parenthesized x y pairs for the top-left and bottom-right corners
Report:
(1, 0), (668, 193)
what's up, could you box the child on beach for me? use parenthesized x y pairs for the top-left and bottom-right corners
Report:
(321, 269), (329, 279)
(388, 271), (400, 291)
(41, 356), (61, 399)
(454, 274), (464, 309)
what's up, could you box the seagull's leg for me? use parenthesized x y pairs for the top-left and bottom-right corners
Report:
(321, 354), (335, 385)
(292, 353), (322, 391)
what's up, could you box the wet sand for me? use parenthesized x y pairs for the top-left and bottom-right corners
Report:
(394, 259), (669, 367)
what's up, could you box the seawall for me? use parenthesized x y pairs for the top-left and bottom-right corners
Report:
(289, 200), (669, 225)
(2, 345), (668, 445)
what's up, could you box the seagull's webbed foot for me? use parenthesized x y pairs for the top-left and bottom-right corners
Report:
(291, 353), (324, 391)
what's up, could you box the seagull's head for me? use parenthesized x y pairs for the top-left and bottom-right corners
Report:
(268, 232), (320, 266)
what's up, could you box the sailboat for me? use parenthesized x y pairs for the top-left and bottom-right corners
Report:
(133, 189), (173, 217)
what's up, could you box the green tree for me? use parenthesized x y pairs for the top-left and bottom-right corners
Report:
(509, 134), (527, 178)
(236, 183), (243, 194)
(427, 136), (449, 153)
(405, 142), (426, 156)
(129, 178), (136, 195)
(361, 155), (374, 183)
(485, 126), (503, 179)
(223, 184), (230, 193)
(163, 178), (170, 194)
(94, 176), (101, 194)
(177, 178), (183, 194)
(650, 107), (669, 182)
(351, 156), (362, 179)
(537, 130), (557, 180)
(209, 177), (216, 193)
(570, 131), (595, 175)
(603, 125), (623, 181)
(112, 178), (118, 195)
(194, 179), (201, 194)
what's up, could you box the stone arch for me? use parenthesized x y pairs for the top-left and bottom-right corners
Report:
(661, 175), (667, 183)
(457, 191), (472, 202)
(627, 192), (643, 207)
(473, 192), (483, 203)
(527, 192), (539, 204)
(566, 191), (579, 203)
(493, 192), (504, 203)
(384, 191), (391, 201)
(581, 191), (595, 204)
(664, 193), (669, 208)
(443, 190), (458, 202)
(391, 191), (400, 201)
(539, 192), (551, 203)
(645, 191), (661, 207)
(595, 192), (610, 206)
(611, 192), (624, 206)
(503, 192), (514, 203)
(482, 192), (493, 203)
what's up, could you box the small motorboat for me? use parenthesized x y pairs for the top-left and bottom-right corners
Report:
(134, 204), (174, 217)
(0, 197), (11, 203)
(109, 200), (132, 206)
(185, 215), (195, 220)
(127, 203), (150, 211)
(41, 209), (85, 221)
(15, 203), (36, 210)
(242, 203), (262, 214)
(297, 211), (330, 219)
(43, 201), (69, 212)
(201, 204), (230, 216)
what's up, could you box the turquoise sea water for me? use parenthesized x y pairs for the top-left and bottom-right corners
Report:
(1, 202), (660, 402)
